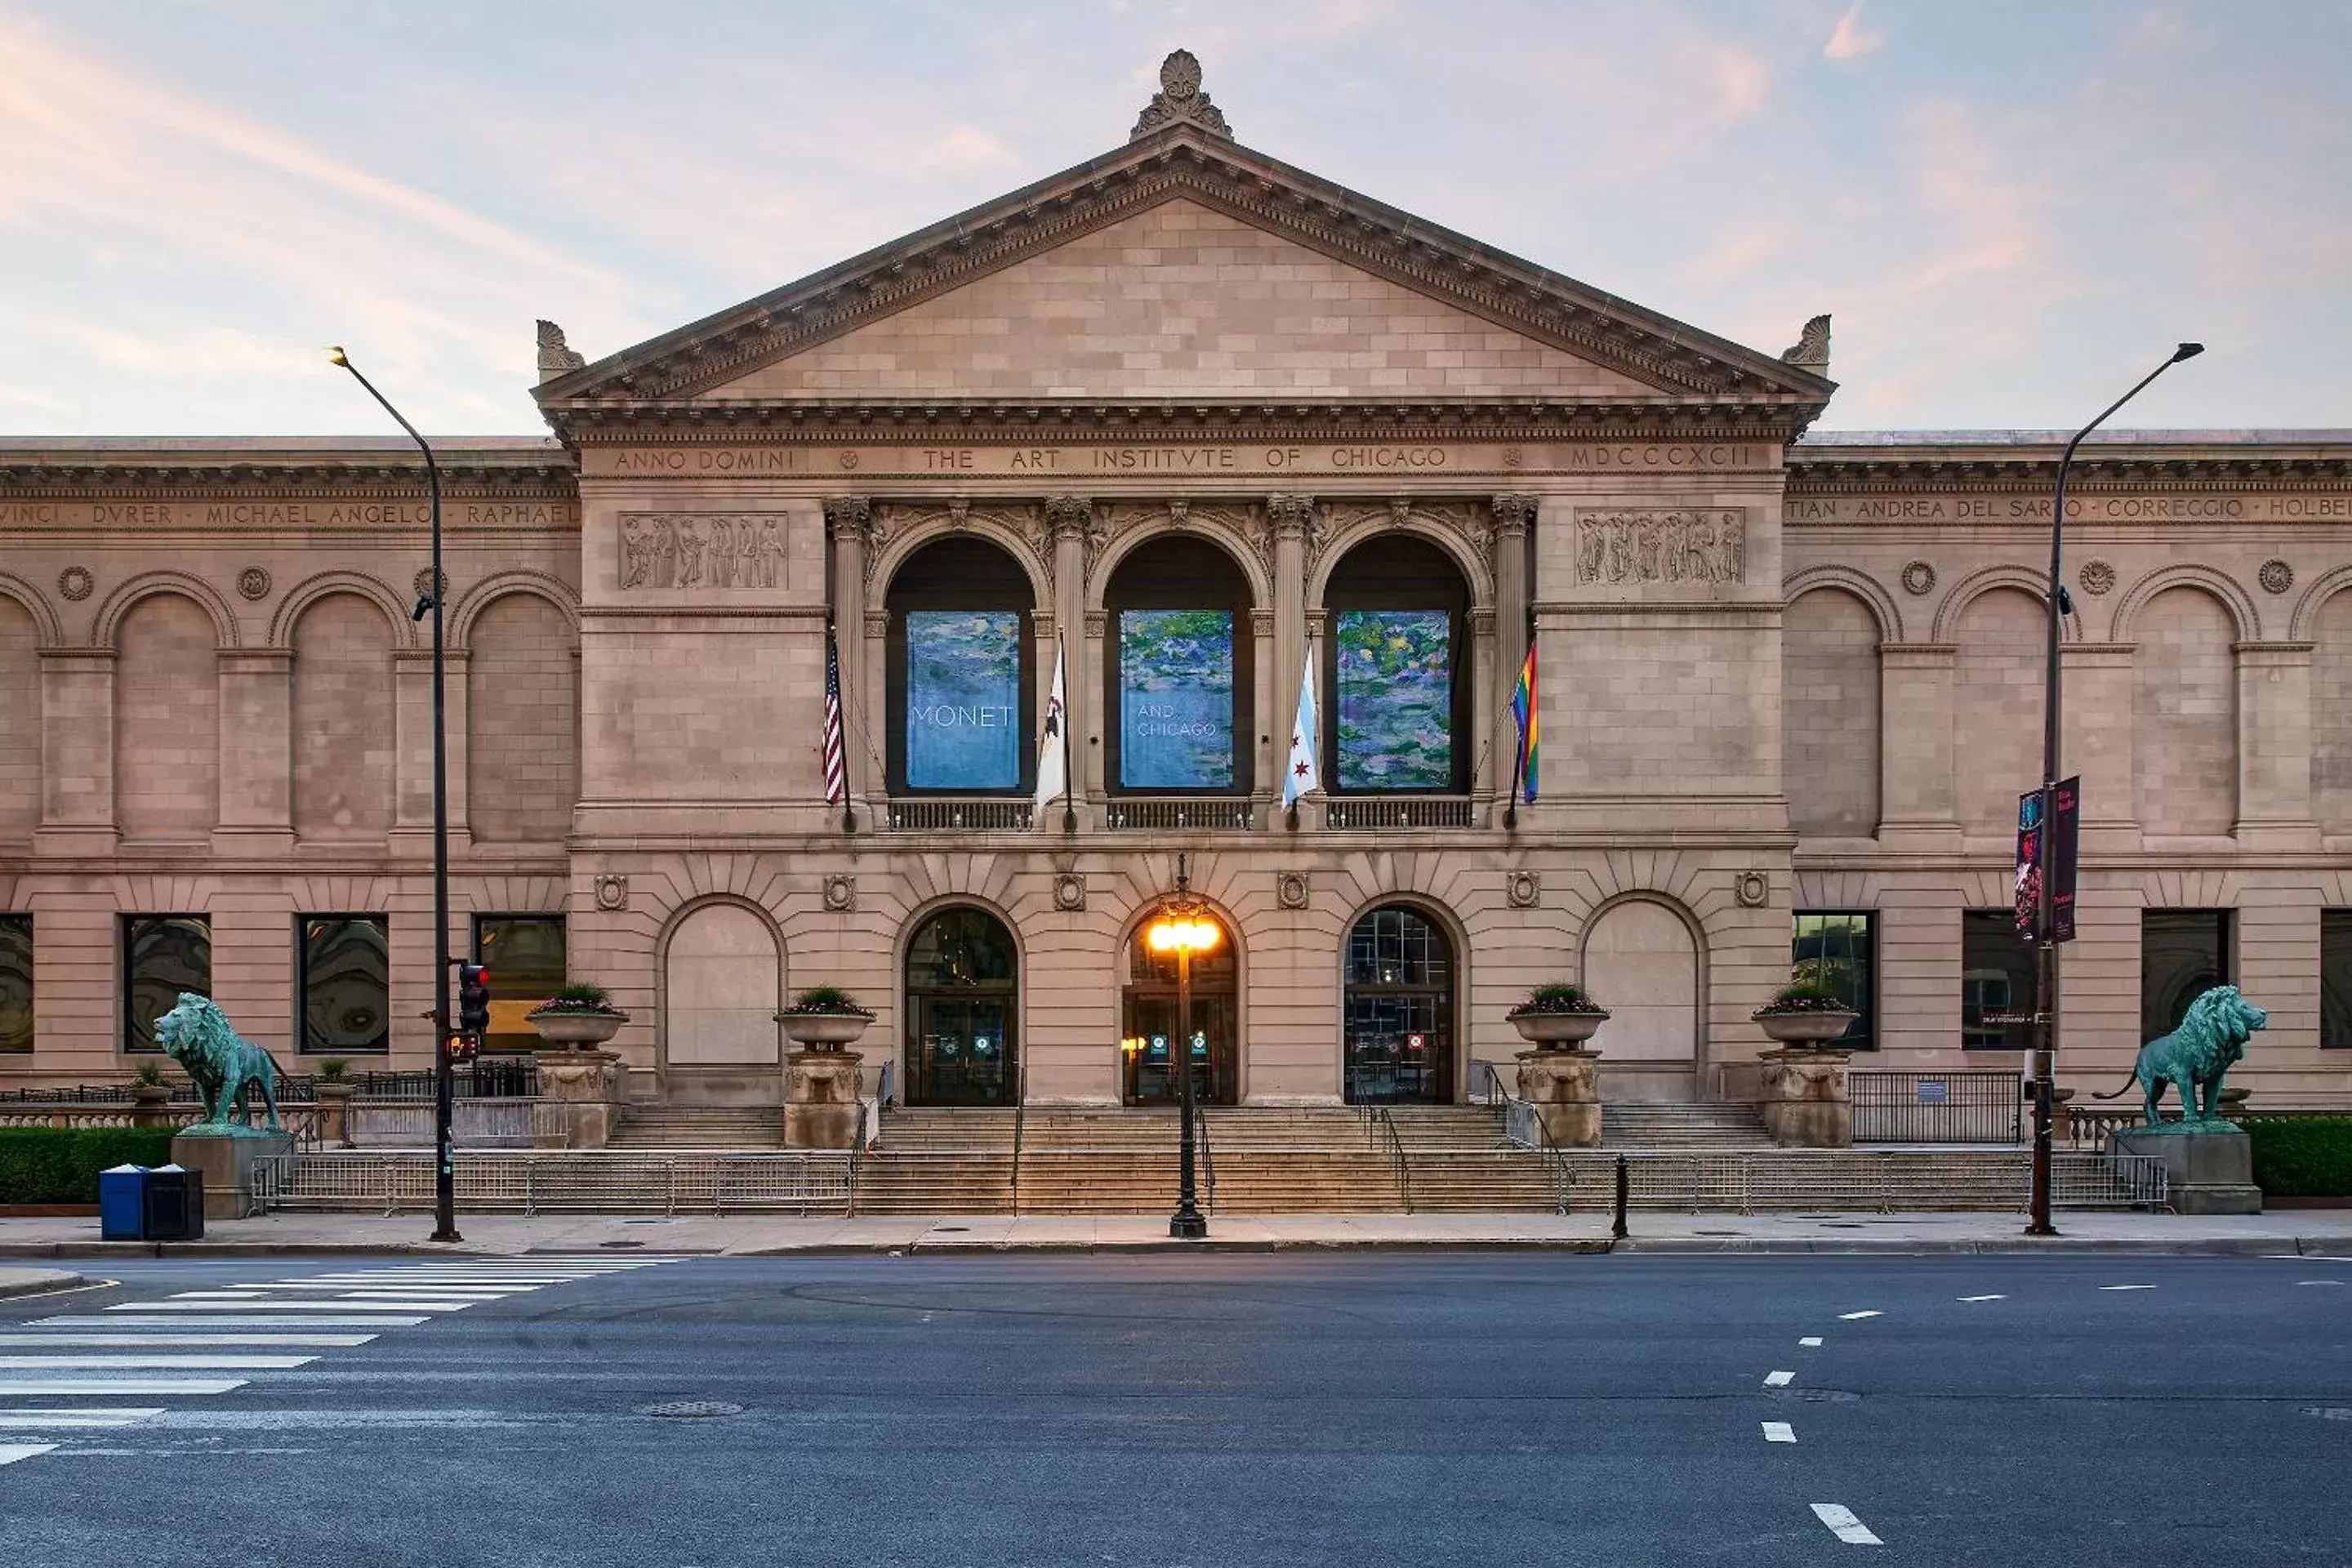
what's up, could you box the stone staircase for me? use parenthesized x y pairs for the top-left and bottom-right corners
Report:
(608, 1107), (784, 1149)
(1601, 1102), (1775, 1150)
(852, 1108), (1017, 1214)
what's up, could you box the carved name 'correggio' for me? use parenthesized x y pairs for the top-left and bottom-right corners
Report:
(619, 514), (790, 590)
(1575, 510), (1746, 585)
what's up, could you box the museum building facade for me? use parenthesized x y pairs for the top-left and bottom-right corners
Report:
(3, 55), (2351, 1110)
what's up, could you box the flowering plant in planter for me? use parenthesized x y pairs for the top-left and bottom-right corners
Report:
(1752, 982), (1857, 1049)
(1752, 982), (1853, 1018)
(1506, 982), (1608, 1018)
(775, 987), (875, 1051)
(528, 982), (627, 1018)
(526, 982), (630, 1049)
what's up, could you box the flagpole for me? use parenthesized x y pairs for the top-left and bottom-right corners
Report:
(1059, 634), (1076, 835)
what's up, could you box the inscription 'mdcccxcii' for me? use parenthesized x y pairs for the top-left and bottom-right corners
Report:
(620, 514), (788, 590)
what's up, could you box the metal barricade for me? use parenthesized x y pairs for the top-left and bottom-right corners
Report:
(1851, 1071), (2024, 1144)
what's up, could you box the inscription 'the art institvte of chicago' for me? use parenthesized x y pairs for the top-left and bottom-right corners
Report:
(595, 441), (1781, 479)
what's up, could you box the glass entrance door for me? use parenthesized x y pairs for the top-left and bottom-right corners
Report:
(911, 996), (1013, 1107)
(1343, 992), (1451, 1104)
(1121, 991), (1236, 1106)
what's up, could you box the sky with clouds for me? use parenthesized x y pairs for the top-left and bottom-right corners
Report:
(2, 0), (2345, 436)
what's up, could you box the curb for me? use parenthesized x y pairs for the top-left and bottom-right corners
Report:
(0, 1268), (89, 1297)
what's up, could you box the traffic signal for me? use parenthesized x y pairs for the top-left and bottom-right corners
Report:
(457, 962), (492, 1036)
(443, 1032), (479, 1065)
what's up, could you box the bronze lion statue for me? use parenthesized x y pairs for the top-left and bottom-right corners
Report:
(2094, 983), (2266, 1126)
(154, 992), (284, 1131)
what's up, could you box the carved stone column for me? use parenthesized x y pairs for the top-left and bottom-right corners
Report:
(1045, 495), (1093, 816)
(1267, 494), (1313, 824)
(1490, 496), (1535, 814)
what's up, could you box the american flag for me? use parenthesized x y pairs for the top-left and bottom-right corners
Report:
(821, 626), (847, 805)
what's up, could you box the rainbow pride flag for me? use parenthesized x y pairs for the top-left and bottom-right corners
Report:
(1510, 640), (1538, 804)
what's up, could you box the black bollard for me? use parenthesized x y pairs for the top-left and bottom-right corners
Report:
(1612, 1153), (1629, 1240)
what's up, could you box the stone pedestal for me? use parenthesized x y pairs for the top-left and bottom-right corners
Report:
(1757, 1049), (1852, 1148)
(536, 1051), (625, 1149)
(785, 1051), (865, 1150)
(316, 1085), (354, 1149)
(170, 1129), (293, 1220)
(1515, 1049), (1601, 1148)
(2114, 1126), (2262, 1215)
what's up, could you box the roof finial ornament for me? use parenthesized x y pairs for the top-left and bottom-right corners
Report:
(1131, 48), (1232, 141)
(537, 319), (586, 383)
(1780, 314), (1831, 372)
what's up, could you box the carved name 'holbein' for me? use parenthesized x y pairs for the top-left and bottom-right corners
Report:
(1575, 510), (1746, 585)
(619, 514), (790, 590)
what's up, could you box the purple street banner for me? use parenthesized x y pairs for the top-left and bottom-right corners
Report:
(2014, 777), (2081, 946)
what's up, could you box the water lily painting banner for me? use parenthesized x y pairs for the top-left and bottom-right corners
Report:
(1335, 609), (1452, 790)
(1119, 608), (1235, 788)
(906, 609), (1022, 790)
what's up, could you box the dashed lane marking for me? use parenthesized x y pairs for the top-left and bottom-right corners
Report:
(1838, 1311), (1882, 1321)
(1798, 1337), (1823, 1348)
(1762, 1422), (1797, 1443)
(1811, 1503), (1882, 1545)
(0, 1410), (162, 1430)
(0, 1356), (317, 1371)
(1958, 1294), (2005, 1303)
(1764, 1370), (1795, 1388)
(0, 1443), (58, 1467)
(2099, 1285), (2156, 1292)
(0, 1334), (376, 1348)
(2298, 1281), (2347, 1287)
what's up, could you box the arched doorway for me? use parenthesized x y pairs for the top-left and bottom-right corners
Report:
(1342, 904), (1455, 1103)
(1582, 898), (1699, 1100)
(904, 906), (1018, 1106)
(663, 902), (783, 1082)
(1120, 915), (1238, 1105)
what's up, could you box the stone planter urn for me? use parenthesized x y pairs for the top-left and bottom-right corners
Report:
(129, 1081), (175, 1129)
(1509, 1010), (1608, 1049)
(776, 1006), (873, 1149)
(1752, 1008), (1858, 1048)
(526, 1006), (629, 1050)
(535, 1051), (626, 1149)
(315, 1080), (355, 1148)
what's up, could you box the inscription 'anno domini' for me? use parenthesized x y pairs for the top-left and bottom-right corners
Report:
(620, 514), (789, 590)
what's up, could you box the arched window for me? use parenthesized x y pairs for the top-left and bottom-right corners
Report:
(904, 906), (1018, 1106)
(1343, 905), (1455, 1103)
(1121, 915), (1238, 1104)
(886, 539), (1036, 795)
(1323, 537), (1469, 794)
(1106, 537), (1253, 795)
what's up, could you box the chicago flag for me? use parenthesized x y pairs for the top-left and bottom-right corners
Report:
(1284, 650), (1321, 808)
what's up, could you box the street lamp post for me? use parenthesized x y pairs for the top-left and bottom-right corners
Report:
(2026, 341), (2203, 1238)
(1146, 904), (1218, 1240)
(325, 347), (461, 1245)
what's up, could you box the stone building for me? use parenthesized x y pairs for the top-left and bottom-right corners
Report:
(3, 53), (2350, 1111)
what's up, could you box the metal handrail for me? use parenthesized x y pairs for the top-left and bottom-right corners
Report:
(1009, 1099), (1027, 1214)
(1197, 1107), (1216, 1214)
(1371, 1107), (1411, 1211)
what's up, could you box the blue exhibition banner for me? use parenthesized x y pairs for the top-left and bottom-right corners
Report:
(1335, 609), (1452, 790)
(1119, 609), (1234, 788)
(905, 610), (1021, 790)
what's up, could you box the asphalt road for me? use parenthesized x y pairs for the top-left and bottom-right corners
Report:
(2, 1248), (2348, 1566)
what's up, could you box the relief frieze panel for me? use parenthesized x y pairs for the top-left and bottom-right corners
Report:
(618, 513), (791, 590)
(1575, 510), (1746, 586)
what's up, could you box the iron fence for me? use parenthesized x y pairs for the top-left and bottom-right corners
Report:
(1851, 1071), (2023, 1144)
(255, 1151), (853, 1217)
(1539, 1149), (2163, 1214)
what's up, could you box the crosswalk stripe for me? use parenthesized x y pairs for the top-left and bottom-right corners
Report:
(0, 1334), (375, 1349)
(0, 1356), (318, 1370)
(0, 1409), (163, 1429)
(56, 1316), (428, 1329)
(0, 1379), (248, 1396)
(118, 1301), (467, 1312)
(0, 1443), (58, 1466)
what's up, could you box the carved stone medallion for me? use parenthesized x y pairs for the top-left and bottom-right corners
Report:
(822, 874), (857, 913)
(2259, 559), (2294, 595)
(1735, 871), (1770, 909)
(413, 568), (448, 600)
(1506, 871), (1541, 909)
(1900, 561), (1936, 596)
(1052, 873), (1087, 912)
(1275, 871), (1310, 911)
(2078, 559), (2117, 596)
(236, 567), (273, 601)
(57, 566), (93, 602)
(593, 874), (629, 912)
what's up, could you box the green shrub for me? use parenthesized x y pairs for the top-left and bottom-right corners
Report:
(2243, 1116), (2352, 1198)
(0, 1127), (178, 1205)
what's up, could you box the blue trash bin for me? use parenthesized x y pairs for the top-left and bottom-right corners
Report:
(99, 1164), (150, 1241)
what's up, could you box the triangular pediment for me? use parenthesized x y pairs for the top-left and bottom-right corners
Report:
(539, 121), (1833, 420)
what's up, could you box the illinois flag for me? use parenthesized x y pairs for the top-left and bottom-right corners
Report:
(1510, 640), (1538, 804)
(1284, 650), (1321, 808)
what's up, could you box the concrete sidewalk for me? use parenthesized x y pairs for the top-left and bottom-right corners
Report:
(2, 1209), (2350, 1258)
